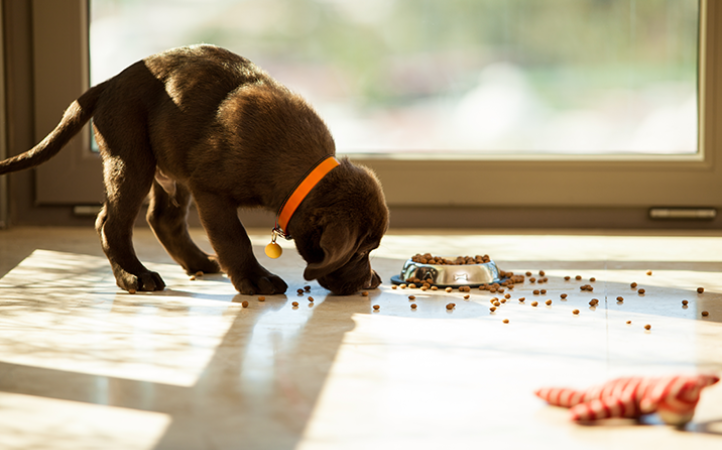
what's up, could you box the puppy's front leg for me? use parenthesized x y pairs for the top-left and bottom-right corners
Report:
(193, 191), (288, 295)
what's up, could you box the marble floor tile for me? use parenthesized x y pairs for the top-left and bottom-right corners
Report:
(0, 227), (720, 449)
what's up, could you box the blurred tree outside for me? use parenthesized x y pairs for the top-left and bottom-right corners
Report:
(91, 0), (699, 154)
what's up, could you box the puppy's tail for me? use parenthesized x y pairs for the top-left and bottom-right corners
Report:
(0, 82), (105, 175)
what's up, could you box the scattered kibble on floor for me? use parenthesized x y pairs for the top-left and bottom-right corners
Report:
(702, 311), (710, 317)
(697, 287), (705, 293)
(644, 324), (652, 330)
(373, 304), (380, 310)
(292, 301), (299, 307)
(573, 309), (580, 315)
(241, 301), (249, 308)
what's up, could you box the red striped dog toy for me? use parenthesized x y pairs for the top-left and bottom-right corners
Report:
(535, 374), (719, 425)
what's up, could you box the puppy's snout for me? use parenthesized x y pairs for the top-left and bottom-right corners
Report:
(363, 270), (382, 290)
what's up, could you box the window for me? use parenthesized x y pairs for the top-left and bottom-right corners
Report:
(20, 0), (722, 225)
(91, 0), (699, 156)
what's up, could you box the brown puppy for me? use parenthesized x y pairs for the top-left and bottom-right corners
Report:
(0, 45), (388, 295)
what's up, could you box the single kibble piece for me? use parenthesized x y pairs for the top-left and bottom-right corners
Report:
(540, 289), (547, 295)
(681, 300), (688, 306)
(195, 271), (203, 277)
(128, 289), (137, 295)
(392, 285), (398, 290)
(189, 275), (196, 281)
(421, 286), (428, 291)
(490, 306), (497, 312)
(644, 324), (652, 330)
(564, 276), (571, 281)
(590, 277), (596, 282)
(292, 301), (299, 307)
(638, 289), (646, 295)
(411, 303), (417, 309)
(297, 288), (304, 295)
(575, 275), (582, 280)
(533, 289), (540, 295)
(493, 301), (501, 307)
(616, 296), (624, 302)
(241, 300), (249, 308)
(464, 294), (470, 300)
(445, 287), (453, 293)
(545, 299), (552, 306)
(697, 287), (704, 294)
(304, 285), (311, 292)
(626, 320), (631, 324)
(446, 303), (455, 310)
(539, 270), (546, 276)
(589, 299), (599, 306)
(573, 309), (580, 315)
(646, 270), (653, 276)
(702, 311), (710, 317)
(409, 283), (417, 289)
(258, 296), (266, 302)
(400, 284), (407, 289)
(408, 295), (416, 301)
(362, 291), (369, 297)
(500, 298), (507, 304)
(531, 301), (539, 307)
(631, 282), (638, 288)
(519, 297), (526, 302)
(526, 271), (532, 276)
(308, 296), (314, 302)
(372, 304), (380, 310)
(504, 293), (511, 299)
(560, 293), (568, 299)
(503, 319), (509, 324)
(431, 286), (438, 291)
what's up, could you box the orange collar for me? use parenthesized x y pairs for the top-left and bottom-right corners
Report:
(275, 155), (340, 238)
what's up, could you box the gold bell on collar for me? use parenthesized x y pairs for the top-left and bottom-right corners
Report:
(265, 228), (283, 259)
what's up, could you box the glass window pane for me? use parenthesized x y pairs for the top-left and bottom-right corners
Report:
(91, 0), (699, 156)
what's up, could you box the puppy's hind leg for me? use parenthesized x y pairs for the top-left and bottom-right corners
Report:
(95, 153), (165, 292)
(146, 177), (221, 275)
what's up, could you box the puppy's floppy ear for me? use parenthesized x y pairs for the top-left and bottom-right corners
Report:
(303, 223), (358, 281)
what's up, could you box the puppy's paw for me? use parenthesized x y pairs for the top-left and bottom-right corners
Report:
(116, 270), (166, 292)
(231, 270), (287, 295)
(185, 255), (222, 275)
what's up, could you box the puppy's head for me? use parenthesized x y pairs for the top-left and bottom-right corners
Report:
(292, 160), (388, 295)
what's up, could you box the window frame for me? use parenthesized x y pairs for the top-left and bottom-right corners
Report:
(26, 0), (722, 215)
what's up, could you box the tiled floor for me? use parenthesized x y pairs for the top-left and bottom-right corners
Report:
(0, 227), (721, 449)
